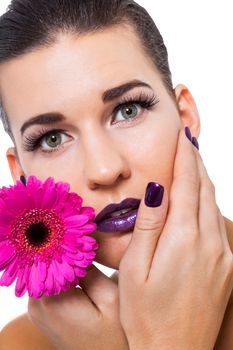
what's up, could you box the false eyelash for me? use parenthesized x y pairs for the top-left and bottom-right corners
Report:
(113, 91), (160, 116)
(22, 90), (160, 153)
(22, 128), (67, 152)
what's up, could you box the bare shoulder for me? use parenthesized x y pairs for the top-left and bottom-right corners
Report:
(0, 313), (55, 350)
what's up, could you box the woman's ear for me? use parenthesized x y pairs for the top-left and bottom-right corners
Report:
(6, 147), (25, 184)
(174, 84), (201, 137)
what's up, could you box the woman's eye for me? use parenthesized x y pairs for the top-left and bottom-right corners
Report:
(41, 132), (68, 152)
(114, 103), (141, 123)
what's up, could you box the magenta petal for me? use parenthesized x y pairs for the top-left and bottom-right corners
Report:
(0, 212), (14, 225)
(73, 259), (90, 268)
(64, 234), (83, 247)
(0, 244), (16, 269)
(0, 258), (19, 286)
(28, 262), (47, 298)
(64, 214), (90, 228)
(0, 227), (9, 241)
(15, 268), (27, 297)
(44, 264), (55, 294)
(41, 188), (56, 209)
(77, 223), (97, 235)
(53, 278), (62, 295)
(62, 279), (72, 292)
(65, 250), (84, 261)
(74, 266), (87, 278)
(51, 259), (67, 287)
(65, 228), (84, 237)
(61, 244), (80, 253)
(59, 258), (75, 283)
(80, 206), (96, 220)
(82, 236), (97, 244)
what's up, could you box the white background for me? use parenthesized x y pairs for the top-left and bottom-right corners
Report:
(0, 0), (232, 331)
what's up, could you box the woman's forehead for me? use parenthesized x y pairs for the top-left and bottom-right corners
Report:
(0, 27), (160, 122)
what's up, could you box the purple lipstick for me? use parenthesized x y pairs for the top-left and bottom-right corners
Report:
(94, 198), (141, 233)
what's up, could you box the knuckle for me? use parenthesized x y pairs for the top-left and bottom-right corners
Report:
(206, 239), (225, 263)
(102, 289), (119, 307)
(135, 216), (163, 233)
(168, 222), (199, 251)
(205, 179), (216, 197)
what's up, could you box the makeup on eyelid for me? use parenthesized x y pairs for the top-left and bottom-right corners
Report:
(22, 91), (160, 154)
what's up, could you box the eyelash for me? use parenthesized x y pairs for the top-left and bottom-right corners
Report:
(22, 91), (160, 154)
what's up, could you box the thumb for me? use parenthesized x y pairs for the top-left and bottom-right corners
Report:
(119, 182), (168, 281)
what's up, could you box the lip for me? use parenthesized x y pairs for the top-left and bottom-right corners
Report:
(94, 197), (141, 223)
(95, 208), (139, 233)
(94, 197), (141, 233)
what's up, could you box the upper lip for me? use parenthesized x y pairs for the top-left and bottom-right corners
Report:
(94, 198), (141, 223)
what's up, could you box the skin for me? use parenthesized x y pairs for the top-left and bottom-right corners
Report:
(0, 24), (200, 269)
(0, 24), (233, 349)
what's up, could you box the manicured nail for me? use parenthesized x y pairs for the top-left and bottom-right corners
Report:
(20, 175), (27, 186)
(192, 136), (199, 150)
(145, 182), (164, 207)
(185, 126), (192, 142)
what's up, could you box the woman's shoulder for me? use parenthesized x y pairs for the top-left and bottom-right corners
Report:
(0, 312), (55, 350)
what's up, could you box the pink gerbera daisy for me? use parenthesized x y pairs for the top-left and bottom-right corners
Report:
(0, 175), (98, 299)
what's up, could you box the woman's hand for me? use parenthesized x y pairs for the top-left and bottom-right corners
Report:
(27, 265), (129, 350)
(118, 128), (233, 350)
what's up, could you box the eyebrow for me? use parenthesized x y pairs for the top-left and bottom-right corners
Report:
(20, 79), (152, 136)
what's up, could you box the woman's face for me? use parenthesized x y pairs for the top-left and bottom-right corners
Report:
(0, 24), (200, 269)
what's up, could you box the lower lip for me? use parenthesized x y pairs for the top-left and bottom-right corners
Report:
(96, 208), (138, 233)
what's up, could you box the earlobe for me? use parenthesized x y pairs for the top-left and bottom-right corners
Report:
(174, 84), (201, 137)
(6, 147), (24, 184)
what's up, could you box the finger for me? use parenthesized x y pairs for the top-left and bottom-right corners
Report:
(119, 181), (168, 282)
(194, 150), (230, 253)
(28, 286), (98, 327)
(165, 127), (200, 233)
(78, 264), (118, 312)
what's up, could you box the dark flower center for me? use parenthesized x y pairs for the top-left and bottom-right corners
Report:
(25, 222), (49, 246)
(10, 208), (65, 266)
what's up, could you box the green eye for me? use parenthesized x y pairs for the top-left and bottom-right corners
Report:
(44, 133), (62, 148)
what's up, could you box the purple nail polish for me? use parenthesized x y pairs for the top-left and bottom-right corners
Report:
(185, 126), (192, 142)
(192, 137), (199, 150)
(20, 175), (27, 186)
(145, 182), (164, 207)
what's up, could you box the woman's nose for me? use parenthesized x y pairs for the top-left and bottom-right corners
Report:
(82, 132), (131, 189)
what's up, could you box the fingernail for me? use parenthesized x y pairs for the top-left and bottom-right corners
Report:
(192, 137), (199, 150)
(185, 126), (192, 142)
(145, 182), (164, 207)
(20, 175), (27, 186)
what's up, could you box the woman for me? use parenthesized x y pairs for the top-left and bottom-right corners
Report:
(0, 0), (233, 349)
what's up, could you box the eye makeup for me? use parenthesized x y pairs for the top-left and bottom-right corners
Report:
(22, 90), (160, 154)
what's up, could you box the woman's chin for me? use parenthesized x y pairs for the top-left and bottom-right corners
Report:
(93, 230), (133, 270)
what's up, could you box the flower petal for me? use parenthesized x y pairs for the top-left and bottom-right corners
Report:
(44, 263), (55, 295)
(28, 261), (47, 298)
(0, 258), (19, 286)
(64, 215), (90, 228)
(51, 259), (67, 287)
(74, 266), (87, 278)
(80, 206), (96, 221)
(58, 257), (75, 283)
(0, 244), (16, 269)
(0, 227), (9, 241)
(15, 268), (28, 297)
